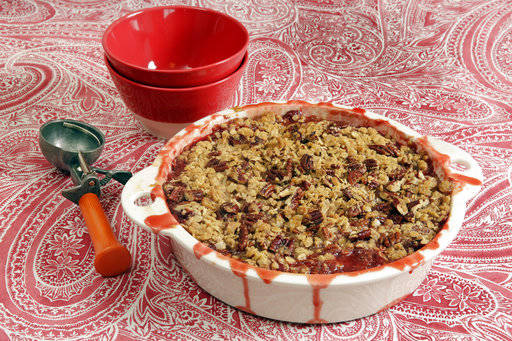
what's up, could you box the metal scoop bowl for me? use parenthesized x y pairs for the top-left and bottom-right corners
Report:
(39, 119), (132, 277)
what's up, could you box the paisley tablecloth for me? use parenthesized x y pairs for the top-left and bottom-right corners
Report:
(1, 0), (511, 340)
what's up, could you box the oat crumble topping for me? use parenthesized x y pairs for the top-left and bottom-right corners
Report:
(163, 111), (453, 274)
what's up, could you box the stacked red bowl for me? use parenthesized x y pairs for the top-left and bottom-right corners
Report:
(102, 6), (248, 138)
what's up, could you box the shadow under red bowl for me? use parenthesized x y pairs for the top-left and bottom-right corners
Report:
(105, 53), (247, 138)
(102, 6), (248, 88)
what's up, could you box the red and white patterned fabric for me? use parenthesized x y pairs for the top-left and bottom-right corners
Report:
(1, 0), (511, 339)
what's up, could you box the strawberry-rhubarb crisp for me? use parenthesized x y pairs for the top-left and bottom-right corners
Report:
(163, 111), (453, 274)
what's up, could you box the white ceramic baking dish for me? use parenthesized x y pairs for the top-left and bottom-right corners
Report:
(121, 101), (483, 323)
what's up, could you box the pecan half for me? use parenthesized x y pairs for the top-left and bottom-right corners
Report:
(347, 161), (366, 173)
(206, 158), (228, 172)
(369, 144), (387, 155)
(364, 158), (378, 171)
(219, 202), (240, 215)
(369, 143), (399, 157)
(387, 143), (400, 157)
(243, 213), (263, 225)
(300, 154), (314, 173)
(238, 223), (249, 251)
(258, 183), (275, 199)
(228, 135), (238, 146)
(305, 209), (323, 227)
(285, 159), (294, 178)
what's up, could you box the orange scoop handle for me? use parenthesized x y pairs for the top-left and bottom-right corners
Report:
(78, 193), (131, 277)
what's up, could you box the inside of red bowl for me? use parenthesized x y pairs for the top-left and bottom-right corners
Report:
(104, 7), (247, 71)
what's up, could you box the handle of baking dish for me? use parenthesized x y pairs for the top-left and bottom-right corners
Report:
(121, 165), (166, 231)
(426, 137), (483, 199)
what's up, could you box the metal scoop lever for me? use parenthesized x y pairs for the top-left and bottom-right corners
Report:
(39, 119), (132, 277)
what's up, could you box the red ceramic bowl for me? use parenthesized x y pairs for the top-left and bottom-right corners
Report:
(105, 53), (247, 138)
(102, 6), (248, 88)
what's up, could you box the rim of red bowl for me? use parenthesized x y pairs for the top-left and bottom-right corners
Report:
(102, 5), (249, 76)
(105, 52), (248, 91)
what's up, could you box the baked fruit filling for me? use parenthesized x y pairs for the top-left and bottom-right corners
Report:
(163, 111), (453, 274)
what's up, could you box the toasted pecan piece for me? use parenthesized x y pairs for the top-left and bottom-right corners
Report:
(357, 229), (372, 240)
(342, 187), (355, 200)
(289, 188), (305, 210)
(243, 213), (263, 226)
(173, 207), (194, 223)
(206, 158), (228, 172)
(325, 122), (347, 135)
(266, 166), (285, 183)
(229, 166), (249, 184)
(305, 209), (323, 227)
(347, 170), (364, 184)
(166, 186), (186, 203)
(186, 189), (204, 202)
(219, 202), (240, 215)
(389, 167), (407, 181)
(364, 158), (378, 171)
(378, 231), (401, 248)
(282, 110), (303, 124)
(269, 235), (290, 253)
(300, 154), (314, 173)
(169, 158), (187, 177)
(258, 183), (275, 199)
(238, 223), (249, 251)
(369, 143), (399, 157)
(208, 150), (221, 157)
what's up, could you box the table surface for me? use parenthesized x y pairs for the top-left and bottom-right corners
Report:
(1, 0), (511, 340)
